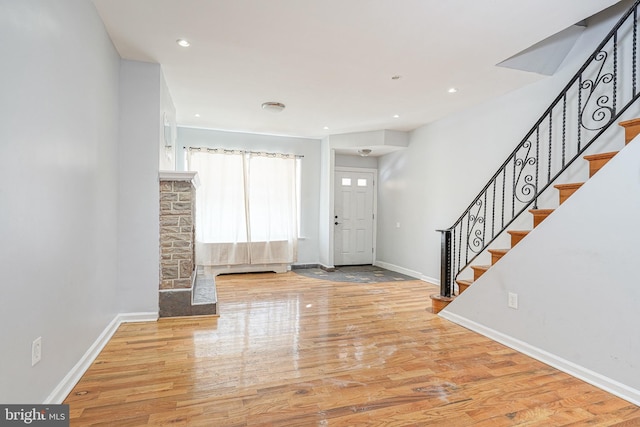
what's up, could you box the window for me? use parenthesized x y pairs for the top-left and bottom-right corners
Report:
(187, 149), (299, 266)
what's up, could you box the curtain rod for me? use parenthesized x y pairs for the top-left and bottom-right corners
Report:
(184, 146), (303, 158)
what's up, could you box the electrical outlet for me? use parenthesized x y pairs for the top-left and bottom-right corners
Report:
(508, 292), (518, 309)
(32, 337), (42, 366)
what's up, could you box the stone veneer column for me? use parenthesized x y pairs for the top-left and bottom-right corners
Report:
(158, 171), (198, 317)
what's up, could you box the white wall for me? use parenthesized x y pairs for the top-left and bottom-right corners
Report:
(335, 154), (378, 169)
(442, 137), (640, 403)
(176, 127), (322, 265)
(0, 0), (120, 403)
(329, 129), (409, 152)
(318, 138), (334, 268)
(118, 60), (162, 313)
(159, 70), (177, 171)
(376, 0), (639, 282)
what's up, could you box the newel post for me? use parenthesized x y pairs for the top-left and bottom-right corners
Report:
(430, 229), (454, 314)
(438, 229), (453, 298)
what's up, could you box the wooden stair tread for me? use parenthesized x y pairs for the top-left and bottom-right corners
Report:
(488, 248), (509, 265)
(619, 118), (640, 144)
(507, 230), (530, 236)
(583, 151), (618, 161)
(554, 182), (584, 190)
(584, 151), (618, 177)
(507, 230), (530, 247)
(488, 249), (509, 255)
(430, 294), (454, 313)
(529, 208), (554, 227)
(456, 279), (473, 295)
(471, 264), (490, 281)
(528, 208), (554, 214)
(619, 117), (640, 127)
(555, 182), (584, 204)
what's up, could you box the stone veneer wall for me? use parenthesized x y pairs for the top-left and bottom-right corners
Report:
(159, 179), (195, 290)
(158, 172), (199, 318)
(158, 171), (216, 318)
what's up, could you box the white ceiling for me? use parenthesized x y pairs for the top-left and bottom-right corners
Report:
(93, 0), (621, 139)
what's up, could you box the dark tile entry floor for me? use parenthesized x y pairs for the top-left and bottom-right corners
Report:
(293, 265), (416, 283)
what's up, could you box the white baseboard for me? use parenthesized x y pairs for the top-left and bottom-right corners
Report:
(44, 312), (158, 404)
(117, 312), (158, 324)
(439, 311), (640, 407)
(373, 261), (440, 285)
(373, 261), (422, 280)
(420, 275), (440, 286)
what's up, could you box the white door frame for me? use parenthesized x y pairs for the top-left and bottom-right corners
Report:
(333, 166), (378, 265)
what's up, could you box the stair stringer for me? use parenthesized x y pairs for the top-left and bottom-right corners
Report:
(440, 136), (640, 405)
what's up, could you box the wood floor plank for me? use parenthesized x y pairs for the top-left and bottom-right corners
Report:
(65, 271), (639, 426)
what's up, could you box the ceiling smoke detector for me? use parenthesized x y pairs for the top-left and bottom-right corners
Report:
(358, 149), (372, 157)
(261, 102), (286, 113)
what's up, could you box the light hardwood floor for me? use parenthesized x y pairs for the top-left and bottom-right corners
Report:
(65, 272), (640, 426)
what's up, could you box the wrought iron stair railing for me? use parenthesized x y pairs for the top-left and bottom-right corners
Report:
(437, 0), (640, 299)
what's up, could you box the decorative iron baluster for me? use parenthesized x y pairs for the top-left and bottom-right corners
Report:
(548, 114), (552, 182)
(578, 75), (583, 151)
(467, 200), (485, 254)
(534, 128), (540, 209)
(511, 156), (516, 217)
(465, 212), (470, 264)
(562, 94), (567, 168)
(580, 50), (614, 131)
(614, 33), (618, 115)
(483, 191), (487, 248)
(634, 8), (637, 97)
(452, 227), (457, 292)
(457, 222), (462, 276)
(491, 180), (496, 238)
(501, 168), (506, 228)
(514, 139), (537, 204)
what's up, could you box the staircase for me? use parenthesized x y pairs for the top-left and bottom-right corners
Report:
(449, 119), (638, 301)
(431, 0), (640, 314)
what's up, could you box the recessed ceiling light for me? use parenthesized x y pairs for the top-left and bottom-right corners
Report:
(194, 113), (200, 118)
(176, 39), (191, 47)
(323, 126), (329, 130)
(393, 114), (400, 118)
(448, 87), (458, 93)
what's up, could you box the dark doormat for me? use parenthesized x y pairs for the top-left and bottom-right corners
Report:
(293, 265), (416, 283)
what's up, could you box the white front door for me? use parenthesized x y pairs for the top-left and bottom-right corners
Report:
(334, 169), (375, 265)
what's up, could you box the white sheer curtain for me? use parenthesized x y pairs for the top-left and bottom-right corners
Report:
(187, 149), (298, 266)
